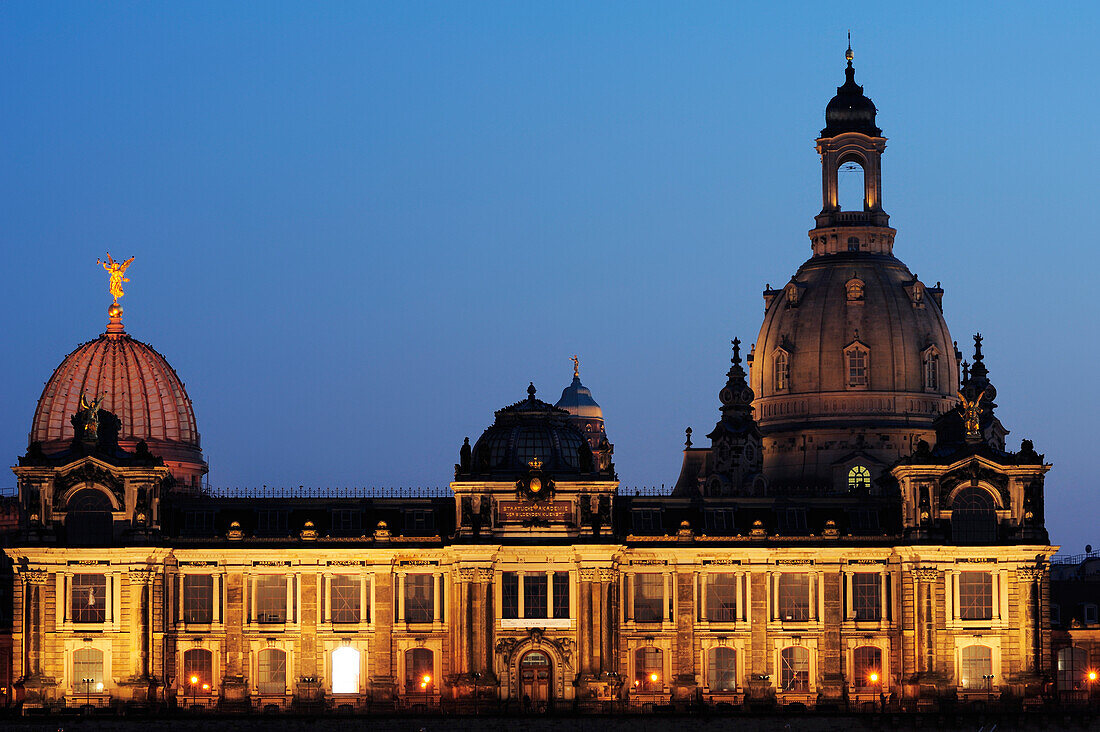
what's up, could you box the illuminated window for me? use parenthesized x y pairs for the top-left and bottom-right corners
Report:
(183, 575), (214, 623)
(846, 346), (869, 387)
(707, 647), (736, 691)
(257, 648), (286, 695)
(848, 465), (871, 492)
(73, 647), (104, 689)
(958, 572), (993, 620)
(255, 575), (288, 623)
(853, 646), (882, 689)
(404, 574), (434, 623)
(778, 573), (810, 621)
(634, 647), (663, 691)
(183, 649), (213, 692)
(851, 573), (881, 621)
(1057, 647), (1089, 691)
(780, 646), (809, 691)
(331, 647), (360, 694)
(330, 575), (362, 623)
(71, 574), (107, 623)
(846, 278), (865, 300)
(633, 574), (664, 623)
(706, 573), (738, 622)
(523, 574), (547, 619)
(959, 645), (992, 689)
(774, 351), (789, 391)
(405, 649), (434, 693)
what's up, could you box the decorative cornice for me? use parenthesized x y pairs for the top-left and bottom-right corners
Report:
(21, 569), (48, 585)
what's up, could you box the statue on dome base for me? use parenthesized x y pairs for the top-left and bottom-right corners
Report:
(73, 392), (103, 443)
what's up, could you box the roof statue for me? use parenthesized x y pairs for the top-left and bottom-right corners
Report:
(74, 392), (103, 443)
(571, 354), (579, 379)
(957, 388), (986, 443)
(97, 253), (134, 305)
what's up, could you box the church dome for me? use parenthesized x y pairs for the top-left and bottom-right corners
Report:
(822, 54), (881, 138)
(555, 374), (603, 419)
(466, 383), (596, 478)
(30, 306), (206, 486)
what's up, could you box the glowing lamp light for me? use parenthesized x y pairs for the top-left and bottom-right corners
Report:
(649, 673), (659, 683)
(423, 674), (432, 684)
(190, 675), (199, 685)
(868, 672), (879, 684)
(96, 682), (104, 692)
(202, 684), (210, 691)
(1090, 670), (1098, 682)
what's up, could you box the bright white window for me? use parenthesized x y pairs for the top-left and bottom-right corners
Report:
(331, 647), (360, 694)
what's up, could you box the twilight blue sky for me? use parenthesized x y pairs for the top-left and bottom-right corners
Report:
(1, 3), (1097, 553)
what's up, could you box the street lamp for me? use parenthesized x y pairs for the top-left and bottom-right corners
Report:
(82, 677), (94, 710)
(190, 675), (199, 708)
(982, 673), (995, 692)
(868, 671), (882, 711)
(1088, 669), (1097, 707)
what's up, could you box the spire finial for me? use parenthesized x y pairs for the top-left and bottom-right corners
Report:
(571, 354), (579, 379)
(973, 333), (984, 363)
(527, 382), (537, 400)
(846, 31), (853, 64)
(731, 338), (742, 366)
(685, 427), (693, 448)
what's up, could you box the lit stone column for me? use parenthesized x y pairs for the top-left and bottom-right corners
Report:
(699, 572), (708, 622)
(213, 573), (222, 624)
(397, 573), (406, 623)
(578, 568), (594, 675)
(624, 572), (633, 623)
(250, 575), (258, 623)
(546, 571), (555, 618)
(432, 573), (441, 623)
(845, 572), (854, 620)
(517, 571), (525, 619)
(323, 573), (332, 624)
(23, 569), (48, 678)
(772, 574), (780, 621)
(952, 571), (961, 621)
(285, 573), (295, 624)
(880, 569), (888, 622)
(360, 574), (369, 624)
(911, 567), (940, 674)
(662, 572), (671, 624)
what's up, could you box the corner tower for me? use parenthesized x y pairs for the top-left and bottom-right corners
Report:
(750, 46), (960, 489)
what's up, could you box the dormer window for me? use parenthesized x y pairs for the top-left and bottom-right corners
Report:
(922, 347), (939, 391)
(1084, 603), (1098, 625)
(632, 509), (662, 532)
(785, 282), (800, 306)
(845, 342), (869, 388)
(773, 350), (790, 391)
(848, 465), (871, 492)
(845, 278), (864, 302)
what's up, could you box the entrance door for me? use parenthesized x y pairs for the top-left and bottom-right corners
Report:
(519, 650), (551, 711)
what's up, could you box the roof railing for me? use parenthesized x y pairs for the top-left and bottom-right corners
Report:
(202, 486), (452, 499)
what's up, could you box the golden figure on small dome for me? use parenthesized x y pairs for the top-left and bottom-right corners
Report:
(97, 253), (134, 304)
(571, 354), (580, 378)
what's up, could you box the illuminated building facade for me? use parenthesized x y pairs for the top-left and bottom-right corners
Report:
(3, 50), (1062, 713)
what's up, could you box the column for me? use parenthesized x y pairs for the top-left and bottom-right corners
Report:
(592, 580), (603, 671)
(662, 572), (670, 624)
(285, 573), (294, 624)
(845, 572), (854, 620)
(737, 573), (746, 622)
(517, 571), (525, 619)
(432, 573), (442, 622)
(213, 573), (222, 624)
(250, 575), (258, 623)
(178, 574), (185, 625)
(455, 571), (470, 675)
(397, 573), (406, 623)
(323, 574), (332, 623)
(546, 570), (554, 619)
(699, 572), (708, 622)
(360, 574), (369, 624)
(952, 572), (961, 621)
(880, 569), (888, 622)
(106, 573), (116, 624)
(578, 569), (592, 675)
(624, 573), (633, 623)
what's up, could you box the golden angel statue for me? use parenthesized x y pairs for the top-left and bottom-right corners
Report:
(957, 389), (986, 441)
(571, 354), (580, 378)
(97, 253), (135, 304)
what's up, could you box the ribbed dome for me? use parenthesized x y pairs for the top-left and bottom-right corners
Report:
(466, 383), (596, 478)
(30, 309), (205, 484)
(555, 375), (603, 419)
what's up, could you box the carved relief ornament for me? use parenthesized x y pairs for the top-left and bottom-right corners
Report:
(911, 567), (940, 582)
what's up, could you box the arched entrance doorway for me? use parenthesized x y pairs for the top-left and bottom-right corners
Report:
(519, 650), (552, 711)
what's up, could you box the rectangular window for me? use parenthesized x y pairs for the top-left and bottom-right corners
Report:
(849, 509), (880, 533)
(257, 510), (289, 536)
(523, 574), (548, 619)
(183, 510), (215, 536)
(71, 574), (107, 623)
(632, 509), (662, 532)
(851, 573), (881, 621)
(779, 508), (807, 533)
(404, 574), (434, 623)
(634, 573), (664, 623)
(848, 349), (868, 387)
(258, 649), (286, 695)
(552, 572), (570, 619)
(330, 575), (362, 623)
(704, 509), (735, 533)
(331, 509), (361, 536)
(404, 510), (435, 532)
(502, 572), (519, 619)
(706, 573), (738, 622)
(958, 571), (993, 621)
(255, 575), (288, 623)
(182, 574), (214, 624)
(925, 353), (939, 389)
(777, 573), (811, 621)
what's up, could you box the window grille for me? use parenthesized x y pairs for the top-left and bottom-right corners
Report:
(183, 575), (214, 623)
(405, 648), (434, 692)
(1058, 647), (1089, 691)
(851, 573), (881, 621)
(73, 647), (104, 688)
(635, 647), (663, 691)
(853, 646), (882, 688)
(257, 649), (286, 695)
(523, 574), (547, 619)
(847, 466), (871, 492)
(501, 572), (519, 619)
(183, 648), (213, 691)
(255, 575), (288, 623)
(706, 574), (738, 622)
(552, 572), (570, 619)
(330, 575), (362, 623)
(708, 647), (736, 691)
(71, 574), (107, 623)
(959, 645), (992, 689)
(778, 573), (810, 621)
(847, 347), (868, 386)
(780, 646), (809, 691)
(404, 574), (434, 623)
(958, 571), (993, 620)
(633, 574), (664, 623)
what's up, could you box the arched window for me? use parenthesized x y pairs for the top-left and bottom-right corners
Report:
(838, 161), (865, 211)
(66, 488), (114, 546)
(73, 647), (104, 690)
(707, 647), (736, 691)
(1058, 647), (1089, 691)
(847, 465), (871, 492)
(257, 648), (286, 695)
(845, 344), (869, 388)
(634, 647), (663, 691)
(774, 351), (789, 391)
(846, 278), (864, 300)
(852, 646), (882, 689)
(183, 648), (213, 694)
(405, 648), (434, 693)
(780, 646), (809, 691)
(331, 647), (360, 694)
(959, 645), (993, 689)
(922, 348), (939, 390)
(951, 487), (997, 544)
(847, 236), (861, 252)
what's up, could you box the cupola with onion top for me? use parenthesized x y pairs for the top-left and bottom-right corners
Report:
(749, 44), (960, 490)
(452, 382), (617, 539)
